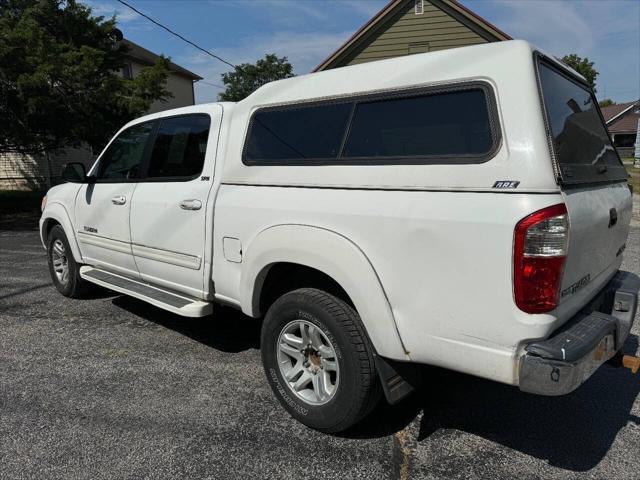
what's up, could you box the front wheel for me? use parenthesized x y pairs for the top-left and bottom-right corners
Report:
(47, 225), (91, 298)
(261, 288), (381, 432)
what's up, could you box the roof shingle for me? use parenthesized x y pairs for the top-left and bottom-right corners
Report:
(608, 111), (640, 134)
(600, 100), (638, 123)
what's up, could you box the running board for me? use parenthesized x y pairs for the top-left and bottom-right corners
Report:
(79, 266), (213, 317)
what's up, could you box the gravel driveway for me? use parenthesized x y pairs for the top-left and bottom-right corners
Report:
(1, 216), (639, 479)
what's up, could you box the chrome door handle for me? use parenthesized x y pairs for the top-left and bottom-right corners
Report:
(179, 199), (202, 210)
(111, 195), (126, 205)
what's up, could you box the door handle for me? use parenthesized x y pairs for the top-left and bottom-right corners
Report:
(111, 195), (126, 205)
(609, 207), (618, 228)
(179, 199), (202, 211)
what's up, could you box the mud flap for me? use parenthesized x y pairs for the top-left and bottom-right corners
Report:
(374, 355), (423, 405)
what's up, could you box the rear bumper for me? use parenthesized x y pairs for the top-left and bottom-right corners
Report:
(519, 270), (640, 396)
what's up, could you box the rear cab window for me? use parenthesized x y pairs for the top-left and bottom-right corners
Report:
(535, 55), (628, 185)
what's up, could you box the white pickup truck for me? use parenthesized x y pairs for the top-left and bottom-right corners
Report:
(40, 40), (639, 432)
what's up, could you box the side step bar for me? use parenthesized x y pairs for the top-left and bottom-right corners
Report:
(79, 266), (213, 317)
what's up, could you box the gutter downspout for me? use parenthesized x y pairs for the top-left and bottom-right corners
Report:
(634, 118), (640, 168)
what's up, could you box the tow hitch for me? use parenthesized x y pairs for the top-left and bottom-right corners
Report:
(608, 354), (640, 374)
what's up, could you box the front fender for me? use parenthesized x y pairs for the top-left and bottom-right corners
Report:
(240, 224), (408, 360)
(40, 202), (83, 262)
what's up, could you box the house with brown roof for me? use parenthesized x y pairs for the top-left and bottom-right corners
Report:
(600, 100), (640, 158)
(314, 0), (510, 71)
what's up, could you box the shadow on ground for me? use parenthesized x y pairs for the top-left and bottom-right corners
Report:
(349, 335), (640, 472)
(112, 295), (261, 353)
(108, 293), (640, 472)
(413, 339), (640, 472)
(0, 211), (40, 231)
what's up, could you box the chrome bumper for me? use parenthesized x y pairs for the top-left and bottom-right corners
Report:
(519, 271), (639, 396)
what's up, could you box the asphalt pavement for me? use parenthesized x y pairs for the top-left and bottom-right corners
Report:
(1, 213), (639, 479)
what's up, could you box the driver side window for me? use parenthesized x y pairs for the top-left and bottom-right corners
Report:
(96, 121), (154, 180)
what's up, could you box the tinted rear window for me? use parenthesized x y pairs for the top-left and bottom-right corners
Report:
(244, 103), (351, 162)
(537, 60), (627, 184)
(343, 90), (492, 158)
(243, 84), (498, 165)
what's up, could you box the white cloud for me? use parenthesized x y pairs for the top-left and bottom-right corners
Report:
(181, 0), (637, 103)
(207, 0), (386, 27)
(480, 0), (594, 54)
(182, 30), (352, 103)
(178, 0), (389, 102)
(340, 0), (387, 17)
(85, 1), (141, 24)
(467, 0), (640, 101)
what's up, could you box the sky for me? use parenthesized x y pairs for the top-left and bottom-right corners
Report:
(85, 0), (640, 104)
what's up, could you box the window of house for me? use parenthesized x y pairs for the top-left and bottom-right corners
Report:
(122, 63), (133, 80)
(146, 114), (211, 179)
(243, 103), (352, 164)
(243, 85), (499, 165)
(408, 42), (429, 55)
(415, 0), (424, 15)
(343, 89), (494, 159)
(96, 121), (154, 180)
(613, 134), (636, 148)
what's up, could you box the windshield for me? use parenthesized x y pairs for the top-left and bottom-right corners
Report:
(537, 58), (628, 185)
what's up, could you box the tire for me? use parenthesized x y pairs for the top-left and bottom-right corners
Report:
(261, 288), (381, 432)
(47, 225), (91, 298)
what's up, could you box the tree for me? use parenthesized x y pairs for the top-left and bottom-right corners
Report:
(561, 54), (598, 92)
(0, 0), (172, 154)
(219, 54), (295, 102)
(599, 99), (616, 108)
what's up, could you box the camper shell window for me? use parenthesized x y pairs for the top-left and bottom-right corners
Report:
(535, 55), (628, 185)
(242, 82), (501, 166)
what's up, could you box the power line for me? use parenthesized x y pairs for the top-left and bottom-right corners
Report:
(115, 0), (236, 69)
(199, 80), (225, 89)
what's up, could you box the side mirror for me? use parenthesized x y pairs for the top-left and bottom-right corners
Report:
(61, 162), (88, 183)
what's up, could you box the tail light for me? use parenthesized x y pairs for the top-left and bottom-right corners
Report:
(513, 203), (568, 313)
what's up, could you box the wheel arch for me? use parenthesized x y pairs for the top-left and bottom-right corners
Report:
(40, 202), (83, 262)
(240, 224), (408, 360)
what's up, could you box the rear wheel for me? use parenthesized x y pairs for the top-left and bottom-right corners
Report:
(261, 288), (381, 432)
(47, 225), (91, 298)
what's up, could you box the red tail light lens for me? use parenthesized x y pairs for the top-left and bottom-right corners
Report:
(513, 203), (568, 313)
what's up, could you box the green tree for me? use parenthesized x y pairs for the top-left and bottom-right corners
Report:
(219, 54), (295, 102)
(598, 99), (616, 108)
(0, 0), (172, 154)
(561, 54), (598, 92)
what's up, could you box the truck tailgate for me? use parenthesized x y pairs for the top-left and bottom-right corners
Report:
(560, 181), (632, 305)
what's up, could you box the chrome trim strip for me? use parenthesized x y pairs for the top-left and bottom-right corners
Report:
(77, 231), (131, 254)
(77, 232), (201, 270)
(132, 243), (201, 270)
